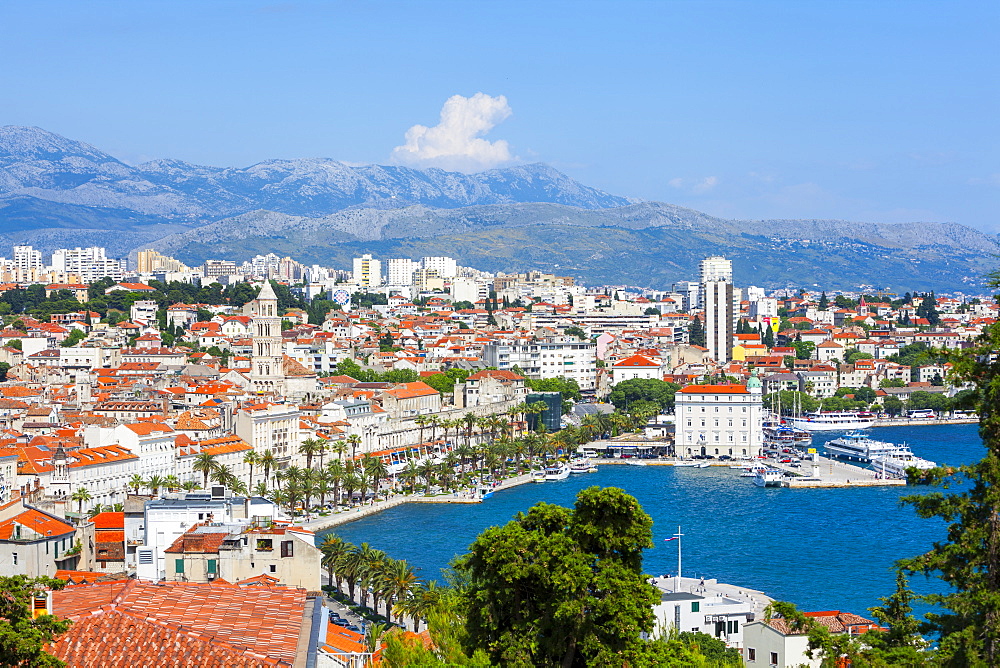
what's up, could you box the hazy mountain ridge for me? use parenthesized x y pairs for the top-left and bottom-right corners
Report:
(1, 125), (996, 290)
(0, 126), (632, 218)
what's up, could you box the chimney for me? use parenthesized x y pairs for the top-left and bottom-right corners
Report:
(183, 534), (205, 552)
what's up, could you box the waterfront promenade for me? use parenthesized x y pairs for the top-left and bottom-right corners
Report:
(304, 472), (536, 532)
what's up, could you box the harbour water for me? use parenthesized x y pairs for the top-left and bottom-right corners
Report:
(322, 423), (983, 617)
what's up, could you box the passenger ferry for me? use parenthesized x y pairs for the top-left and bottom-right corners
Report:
(763, 422), (813, 447)
(785, 411), (876, 432)
(824, 431), (898, 463)
(869, 447), (937, 479)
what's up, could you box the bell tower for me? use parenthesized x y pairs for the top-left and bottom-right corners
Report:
(247, 281), (285, 394)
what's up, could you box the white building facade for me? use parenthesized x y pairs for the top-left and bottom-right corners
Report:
(674, 381), (764, 459)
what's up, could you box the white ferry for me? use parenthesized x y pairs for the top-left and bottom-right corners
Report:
(785, 411), (876, 432)
(543, 464), (571, 480)
(869, 447), (937, 479)
(824, 431), (899, 463)
(570, 459), (597, 474)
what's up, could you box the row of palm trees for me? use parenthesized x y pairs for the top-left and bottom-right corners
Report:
(319, 534), (442, 632)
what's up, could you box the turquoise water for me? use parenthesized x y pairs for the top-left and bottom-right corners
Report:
(322, 423), (983, 616)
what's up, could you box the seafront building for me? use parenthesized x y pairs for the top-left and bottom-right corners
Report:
(673, 379), (765, 459)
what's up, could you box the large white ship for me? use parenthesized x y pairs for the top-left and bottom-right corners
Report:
(823, 431), (899, 463)
(869, 447), (937, 479)
(785, 411), (877, 432)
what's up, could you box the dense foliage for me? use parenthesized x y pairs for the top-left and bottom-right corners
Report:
(0, 576), (70, 667)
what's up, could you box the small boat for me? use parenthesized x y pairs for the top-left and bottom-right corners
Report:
(674, 461), (700, 467)
(753, 469), (785, 487)
(626, 459), (647, 466)
(570, 459), (593, 474)
(694, 462), (711, 468)
(543, 464), (571, 480)
(531, 470), (546, 483)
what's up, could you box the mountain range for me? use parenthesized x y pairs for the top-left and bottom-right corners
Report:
(0, 125), (995, 291)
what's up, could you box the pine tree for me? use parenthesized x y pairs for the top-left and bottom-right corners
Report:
(898, 316), (1000, 664)
(818, 291), (829, 310)
(688, 318), (705, 347)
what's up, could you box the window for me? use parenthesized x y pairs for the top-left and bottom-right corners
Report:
(691, 601), (700, 612)
(280, 540), (294, 558)
(256, 539), (273, 552)
(770, 651), (778, 665)
(175, 558), (185, 574)
(269, 564), (277, 573)
(12, 552), (17, 566)
(208, 559), (217, 574)
(747, 647), (756, 661)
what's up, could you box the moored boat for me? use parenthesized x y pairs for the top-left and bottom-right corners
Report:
(543, 464), (571, 480)
(869, 447), (937, 479)
(824, 431), (898, 463)
(753, 469), (785, 487)
(786, 411), (876, 432)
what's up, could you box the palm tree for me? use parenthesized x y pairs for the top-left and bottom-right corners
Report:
(70, 487), (92, 520)
(319, 534), (350, 591)
(163, 474), (180, 491)
(181, 480), (199, 492)
(351, 543), (380, 608)
(427, 415), (439, 443)
(346, 433), (362, 461)
(362, 548), (389, 613)
(299, 437), (323, 470)
(364, 622), (389, 655)
(252, 481), (268, 497)
(330, 438), (348, 463)
(259, 449), (277, 491)
(325, 460), (344, 508)
(402, 459), (419, 494)
(127, 474), (145, 495)
(419, 459), (436, 494)
(146, 475), (166, 496)
(462, 411), (478, 448)
(243, 450), (259, 492)
(364, 455), (389, 503)
(192, 452), (219, 489)
(394, 580), (440, 632)
(383, 559), (418, 622)
(414, 414), (428, 445)
(342, 469), (361, 507)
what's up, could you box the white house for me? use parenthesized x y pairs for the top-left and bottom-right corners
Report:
(611, 354), (663, 386)
(674, 379), (764, 459)
(742, 610), (883, 668)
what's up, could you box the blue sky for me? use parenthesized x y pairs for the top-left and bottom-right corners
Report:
(2, 1), (997, 229)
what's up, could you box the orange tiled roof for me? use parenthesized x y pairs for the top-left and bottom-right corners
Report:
(93, 511), (124, 530)
(0, 508), (74, 540)
(50, 580), (307, 667)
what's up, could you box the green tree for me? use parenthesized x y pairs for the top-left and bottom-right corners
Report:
(818, 291), (829, 310)
(564, 325), (587, 340)
(609, 378), (681, 413)
(688, 317), (705, 347)
(60, 329), (85, 347)
(455, 486), (662, 667)
(896, 317), (1000, 664)
(525, 376), (582, 402)
(0, 362), (9, 382)
(676, 631), (742, 665)
(0, 575), (71, 667)
(883, 396), (904, 416)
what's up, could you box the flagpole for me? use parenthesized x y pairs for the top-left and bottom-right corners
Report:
(674, 525), (683, 592)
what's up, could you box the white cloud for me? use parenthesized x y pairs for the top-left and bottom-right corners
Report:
(668, 176), (718, 193)
(391, 93), (514, 172)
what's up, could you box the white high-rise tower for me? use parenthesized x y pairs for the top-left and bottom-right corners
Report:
(699, 256), (735, 364)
